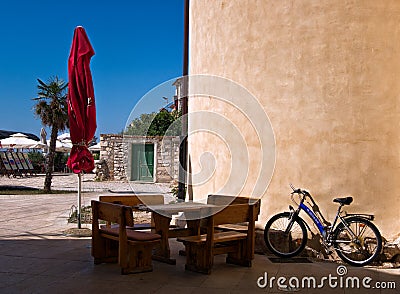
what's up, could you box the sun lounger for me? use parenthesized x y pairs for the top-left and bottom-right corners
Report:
(11, 152), (27, 176)
(17, 152), (29, 170)
(0, 152), (12, 177)
(17, 152), (34, 175)
(5, 152), (22, 177)
(21, 153), (36, 175)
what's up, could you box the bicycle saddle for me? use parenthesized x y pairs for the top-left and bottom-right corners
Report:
(333, 197), (353, 205)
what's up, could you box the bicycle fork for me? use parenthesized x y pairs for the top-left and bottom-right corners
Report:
(289, 204), (334, 255)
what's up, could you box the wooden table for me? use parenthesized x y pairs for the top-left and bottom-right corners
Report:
(137, 202), (218, 264)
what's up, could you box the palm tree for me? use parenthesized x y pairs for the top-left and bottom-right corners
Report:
(33, 76), (69, 192)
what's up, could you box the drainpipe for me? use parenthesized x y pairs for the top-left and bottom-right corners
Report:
(178, 0), (189, 200)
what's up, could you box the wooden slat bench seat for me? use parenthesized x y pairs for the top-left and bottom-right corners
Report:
(178, 231), (247, 243)
(213, 223), (248, 232)
(100, 223), (153, 231)
(177, 200), (261, 274)
(99, 226), (161, 241)
(91, 200), (161, 274)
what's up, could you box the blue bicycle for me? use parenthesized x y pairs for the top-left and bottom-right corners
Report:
(263, 185), (382, 266)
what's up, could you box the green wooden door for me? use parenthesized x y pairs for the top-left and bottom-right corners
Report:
(131, 144), (154, 182)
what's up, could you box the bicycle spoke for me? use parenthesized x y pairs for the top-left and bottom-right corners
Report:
(358, 223), (368, 238)
(264, 212), (307, 258)
(333, 216), (382, 266)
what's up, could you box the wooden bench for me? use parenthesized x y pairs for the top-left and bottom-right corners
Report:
(99, 194), (164, 206)
(177, 200), (261, 274)
(206, 195), (260, 232)
(207, 194), (256, 205)
(99, 194), (164, 230)
(91, 200), (161, 274)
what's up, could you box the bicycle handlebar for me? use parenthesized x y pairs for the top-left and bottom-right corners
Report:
(289, 184), (332, 226)
(290, 187), (311, 197)
(290, 185), (315, 204)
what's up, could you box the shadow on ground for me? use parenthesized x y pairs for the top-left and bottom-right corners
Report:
(0, 238), (399, 293)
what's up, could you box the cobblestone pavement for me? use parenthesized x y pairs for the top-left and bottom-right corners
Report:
(0, 173), (174, 240)
(0, 173), (172, 194)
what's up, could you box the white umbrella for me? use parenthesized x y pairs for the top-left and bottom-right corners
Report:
(0, 133), (44, 149)
(29, 142), (47, 149)
(57, 132), (71, 141)
(48, 139), (72, 152)
(88, 142), (100, 151)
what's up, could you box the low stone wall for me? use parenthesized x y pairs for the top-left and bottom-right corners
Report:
(97, 134), (180, 182)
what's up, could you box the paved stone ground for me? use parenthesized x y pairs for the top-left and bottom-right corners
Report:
(0, 174), (399, 293)
(0, 172), (172, 194)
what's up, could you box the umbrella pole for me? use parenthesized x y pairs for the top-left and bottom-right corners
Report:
(77, 172), (82, 229)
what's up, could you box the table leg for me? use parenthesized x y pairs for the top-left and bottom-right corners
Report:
(178, 219), (200, 256)
(151, 213), (176, 265)
(186, 219), (200, 235)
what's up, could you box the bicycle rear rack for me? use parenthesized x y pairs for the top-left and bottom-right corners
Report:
(344, 212), (375, 221)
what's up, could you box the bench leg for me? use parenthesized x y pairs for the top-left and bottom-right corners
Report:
(226, 240), (252, 267)
(92, 237), (118, 264)
(121, 243), (156, 274)
(183, 242), (212, 274)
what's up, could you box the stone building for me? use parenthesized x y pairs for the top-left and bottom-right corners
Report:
(187, 0), (400, 239)
(98, 134), (180, 183)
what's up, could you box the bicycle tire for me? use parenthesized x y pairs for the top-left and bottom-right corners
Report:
(264, 212), (308, 258)
(333, 216), (382, 266)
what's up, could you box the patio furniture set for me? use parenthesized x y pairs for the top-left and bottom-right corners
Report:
(0, 151), (35, 177)
(91, 194), (260, 275)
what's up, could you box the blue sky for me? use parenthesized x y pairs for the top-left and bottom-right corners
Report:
(0, 0), (184, 140)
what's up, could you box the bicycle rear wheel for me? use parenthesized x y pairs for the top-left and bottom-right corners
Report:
(333, 216), (382, 266)
(264, 212), (307, 258)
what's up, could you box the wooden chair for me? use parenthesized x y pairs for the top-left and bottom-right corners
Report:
(177, 200), (261, 274)
(91, 200), (161, 274)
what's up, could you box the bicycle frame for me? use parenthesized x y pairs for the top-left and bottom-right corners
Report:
(294, 195), (358, 243)
(299, 202), (325, 234)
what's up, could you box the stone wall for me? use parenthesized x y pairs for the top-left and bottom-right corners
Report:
(98, 134), (180, 182)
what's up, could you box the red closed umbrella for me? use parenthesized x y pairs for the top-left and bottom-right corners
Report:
(67, 26), (96, 174)
(67, 26), (96, 229)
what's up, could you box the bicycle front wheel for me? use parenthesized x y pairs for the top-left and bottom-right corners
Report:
(264, 212), (307, 258)
(333, 216), (382, 266)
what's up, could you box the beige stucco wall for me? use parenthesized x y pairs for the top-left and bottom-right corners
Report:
(188, 0), (400, 239)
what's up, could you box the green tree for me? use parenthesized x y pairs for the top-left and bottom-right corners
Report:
(125, 113), (157, 136)
(147, 109), (178, 136)
(27, 151), (45, 172)
(32, 76), (69, 192)
(125, 109), (181, 136)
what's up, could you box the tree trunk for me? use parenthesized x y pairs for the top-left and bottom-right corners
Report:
(44, 126), (58, 192)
